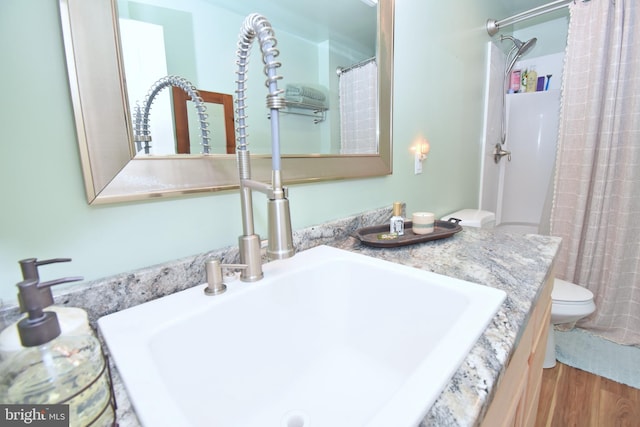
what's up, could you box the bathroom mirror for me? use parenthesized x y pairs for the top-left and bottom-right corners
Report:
(59, 0), (394, 204)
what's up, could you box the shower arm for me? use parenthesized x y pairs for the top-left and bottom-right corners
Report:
(500, 36), (537, 145)
(505, 49), (520, 77)
(501, 46), (519, 145)
(501, 74), (508, 145)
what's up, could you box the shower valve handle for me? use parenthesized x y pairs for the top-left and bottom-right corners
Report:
(494, 143), (512, 163)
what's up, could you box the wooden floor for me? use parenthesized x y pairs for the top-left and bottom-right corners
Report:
(535, 362), (640, 427)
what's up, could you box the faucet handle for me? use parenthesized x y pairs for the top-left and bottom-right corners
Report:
(204, 259), (227, 296)
(493, 143), (512, 163)
(204, 260), (248, 296)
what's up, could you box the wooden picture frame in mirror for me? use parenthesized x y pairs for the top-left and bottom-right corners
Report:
(172, 87), (235, 155)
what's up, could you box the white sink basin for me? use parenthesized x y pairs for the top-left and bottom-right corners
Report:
(99, 245), (505, 427)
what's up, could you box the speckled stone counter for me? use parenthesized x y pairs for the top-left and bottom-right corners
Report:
(332, 228), (560, 426)
(0, 206), (561, 426)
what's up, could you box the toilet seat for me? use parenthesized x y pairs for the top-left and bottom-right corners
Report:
(552, 278), (594, 303)
(546, 278), (597, 368)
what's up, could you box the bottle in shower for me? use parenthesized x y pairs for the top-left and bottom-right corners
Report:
(526, 66), (538, 92)
(510, 70), (521, 93)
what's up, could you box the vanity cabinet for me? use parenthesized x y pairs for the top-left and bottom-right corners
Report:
(481, 270), (554, 427)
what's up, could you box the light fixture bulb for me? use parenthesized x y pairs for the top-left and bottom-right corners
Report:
(420, 141), (430, 156)
(412, 138), (430, 161)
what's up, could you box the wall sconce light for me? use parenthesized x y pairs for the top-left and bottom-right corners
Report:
(412, 138), (430, 174)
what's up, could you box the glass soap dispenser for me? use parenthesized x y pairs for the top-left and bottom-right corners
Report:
(0, 277), (115, 426)
(0, 258), (93, 360)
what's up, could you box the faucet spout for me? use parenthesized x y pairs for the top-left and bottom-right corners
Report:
(134, 75), (211, 154)
(234, 14), (294, 282)
(266, 170), (294, 260)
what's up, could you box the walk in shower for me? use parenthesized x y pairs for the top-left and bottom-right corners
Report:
(479, 43), (563, 234)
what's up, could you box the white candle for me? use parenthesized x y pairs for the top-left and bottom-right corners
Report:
(412, 212), (435, 234)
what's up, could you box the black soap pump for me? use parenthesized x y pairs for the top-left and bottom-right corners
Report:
(0, 276), (115, 426)
(0, 258), (92, 359)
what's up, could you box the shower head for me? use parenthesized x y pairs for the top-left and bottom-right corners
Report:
(501, 35), (537, 75)
(499, 35), (538, 145)
(501, 35), (537, 55)
(517, 37), (537, 56)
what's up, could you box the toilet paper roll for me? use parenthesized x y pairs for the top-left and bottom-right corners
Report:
(412, 212), (435, 234)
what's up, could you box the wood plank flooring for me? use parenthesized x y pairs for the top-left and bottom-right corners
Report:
(535, 362), (640, 427)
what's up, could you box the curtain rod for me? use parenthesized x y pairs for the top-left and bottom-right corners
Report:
(486, 0), (584, 36)
(336, 57), (375, 76)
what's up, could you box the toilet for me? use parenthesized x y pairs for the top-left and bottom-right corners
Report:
(442, 209), (596, 368)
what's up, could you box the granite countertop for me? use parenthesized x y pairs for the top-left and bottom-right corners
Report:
(0, 207), (561, 426)
(330, 228), (560, 426)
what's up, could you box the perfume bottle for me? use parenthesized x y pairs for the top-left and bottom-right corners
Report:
(390, 202), (405, 235)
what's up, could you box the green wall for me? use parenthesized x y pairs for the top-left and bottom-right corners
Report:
(0, 0), (514, 304)
(514, 9), (569, 57)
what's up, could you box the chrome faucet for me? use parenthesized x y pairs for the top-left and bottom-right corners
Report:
(233, 13), (294, 282)
(134, 75), (211, 154)
(493, 143), (512, 163)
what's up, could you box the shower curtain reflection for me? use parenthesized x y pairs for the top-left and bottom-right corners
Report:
(339, 60), (378, 154)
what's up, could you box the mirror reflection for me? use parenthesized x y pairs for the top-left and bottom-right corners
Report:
(117, 0), (378, 156)
(59, 0), (393, 204)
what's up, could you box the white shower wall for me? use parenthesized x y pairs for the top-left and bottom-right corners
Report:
(499, 90), (560, 230)
(478, 42), (506, 217)
(480, 47), (563, 233)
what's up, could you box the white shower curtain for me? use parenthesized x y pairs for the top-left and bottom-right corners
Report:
(339, 60), (378, 154)
(551, 0), (640, 345)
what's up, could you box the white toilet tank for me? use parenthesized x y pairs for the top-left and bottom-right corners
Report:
(442, 209), (496, 229)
